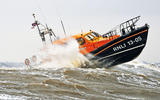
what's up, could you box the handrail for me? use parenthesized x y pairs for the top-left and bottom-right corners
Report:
(103, 16), (141, 38)
(120, 16), (140, 34)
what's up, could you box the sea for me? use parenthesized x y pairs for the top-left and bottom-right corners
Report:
(0, 40), (160, 100)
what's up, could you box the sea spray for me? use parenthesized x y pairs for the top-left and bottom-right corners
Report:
(34, 39), (89, 69)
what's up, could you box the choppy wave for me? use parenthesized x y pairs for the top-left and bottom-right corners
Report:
(0, 60), (160, 100)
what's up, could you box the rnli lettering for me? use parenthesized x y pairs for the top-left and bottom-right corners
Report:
(113, 36), (142, 52)
(113, 43), (126, 52)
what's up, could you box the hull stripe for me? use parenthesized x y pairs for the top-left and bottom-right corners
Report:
(97, 44), (145, 61)
(94, 29), (147, 56)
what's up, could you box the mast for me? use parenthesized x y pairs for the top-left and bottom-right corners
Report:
(32, 14), (46, 44)
(32, 14), (57, 45)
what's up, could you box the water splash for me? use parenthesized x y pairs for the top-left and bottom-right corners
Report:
(33, 39), (89, 69)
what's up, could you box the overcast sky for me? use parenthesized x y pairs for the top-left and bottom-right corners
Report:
(0, 0), (159, 63)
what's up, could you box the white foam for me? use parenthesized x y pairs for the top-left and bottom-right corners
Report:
(32, 39), (89, 69)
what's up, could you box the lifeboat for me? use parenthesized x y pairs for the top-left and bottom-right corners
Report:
(26, 15), (149, 67)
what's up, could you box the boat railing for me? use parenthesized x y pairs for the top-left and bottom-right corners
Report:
(103, 16), (140, 38)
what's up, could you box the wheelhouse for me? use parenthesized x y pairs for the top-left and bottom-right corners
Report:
(73, 31), (103, 46)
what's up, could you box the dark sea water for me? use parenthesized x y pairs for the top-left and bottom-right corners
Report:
(0, 61), (160, 100)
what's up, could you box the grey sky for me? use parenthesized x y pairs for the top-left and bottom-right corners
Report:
(0, 0), (159, 62)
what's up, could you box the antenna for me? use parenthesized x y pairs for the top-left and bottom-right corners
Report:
(60, 19), (67, 37)
(46, 24), (53, 44)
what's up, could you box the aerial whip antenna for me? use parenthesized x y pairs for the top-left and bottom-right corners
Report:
(60, 19), (67, 37)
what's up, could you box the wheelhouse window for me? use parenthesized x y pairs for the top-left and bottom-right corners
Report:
(91, 32), (100, 37)
(84, 34), (94, 41)
(76, 38), (85, 45)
